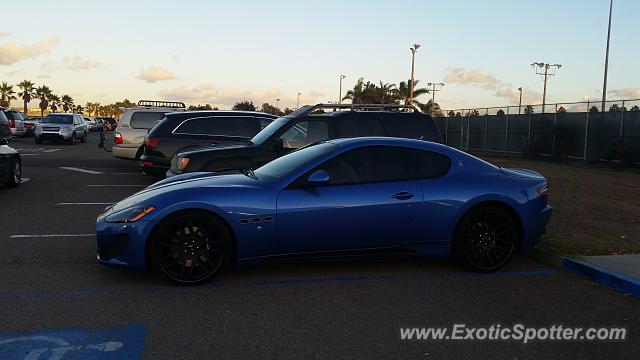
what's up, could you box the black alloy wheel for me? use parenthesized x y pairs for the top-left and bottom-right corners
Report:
(453, 205), (518, 272)
(150, 210), (231, 285)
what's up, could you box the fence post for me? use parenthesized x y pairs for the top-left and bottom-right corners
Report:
(583, 101), (590, 161)
(444, 116), (449, 145)
(552, 104), (558, 155)
(483, 108), (488, 151)
(460, 110), (464, 149)
(505, 106), (510, 152)
(620, 100), (625, 146)
(466, 112), (470, 150)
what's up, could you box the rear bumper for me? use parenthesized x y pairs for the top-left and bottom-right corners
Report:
(112, 145), (140, 159)
(139, 154), (170, 176)
(521, 204), (552, 249)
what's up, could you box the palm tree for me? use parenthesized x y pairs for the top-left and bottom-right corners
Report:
(48, 94), (61, 112)
(419, 100), (443, 116)
(0, 82), (17, 108)
(61, 94), (74, 113)
(397, 79), (429, 106)
(35, 85), (52, 116)
(374, 81), (400, 104)
(342, 78), (377, 104)
(85, 102), (96, 116)
(17, 80), (36, 115)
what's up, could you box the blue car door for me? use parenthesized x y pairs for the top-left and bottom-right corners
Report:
(276, 146), (424, 254)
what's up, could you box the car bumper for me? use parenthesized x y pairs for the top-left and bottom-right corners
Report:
(96, 217), (152, 270)
(112, 145), (140, 159)
(521, 204), (552, 249)
(37, 132), (73, 140)
(139, 154), (170, 176)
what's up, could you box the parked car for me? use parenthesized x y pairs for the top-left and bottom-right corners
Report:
(1, 109), (26, 137)
(0, 110), (11, 139)
(97, 137), (551, 284)
(84, 117), (99, 132)
(167, 104), (443, 177)
(139, 111), (277, 176)
(96, 117), (117, 131)
(24, 116), (44, 136)
(0, 137), (21, 187)
(35, 113), (88, 144)
(112, 100), (186, 160)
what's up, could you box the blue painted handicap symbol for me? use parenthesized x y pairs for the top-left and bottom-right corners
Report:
(0, 324), (146, 360)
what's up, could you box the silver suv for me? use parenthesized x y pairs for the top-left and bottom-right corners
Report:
(113, 100), (185, 160)
(35, 113), (88, 144)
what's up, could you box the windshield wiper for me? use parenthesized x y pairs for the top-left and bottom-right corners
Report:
(242, 168), (257, 179)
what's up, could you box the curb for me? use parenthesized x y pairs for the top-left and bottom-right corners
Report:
(562, 257), (640, 299)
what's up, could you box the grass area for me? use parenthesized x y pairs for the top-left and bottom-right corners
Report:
(480, 154), (640, 256)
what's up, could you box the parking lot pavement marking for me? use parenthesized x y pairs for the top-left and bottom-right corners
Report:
(85, 184), (147, 187)
(15, 147), (61, 153)
(9, 234), (95, 238)
(56, 202), (113, 206)
(18, 153), (39, 156)
(0, 324), (146, 360)
(59, 167), (103, 175)
(21, 178), (30, 183)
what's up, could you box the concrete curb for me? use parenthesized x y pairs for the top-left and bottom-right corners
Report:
(562, 257), (640, 299)
(524, 247), (640, 299)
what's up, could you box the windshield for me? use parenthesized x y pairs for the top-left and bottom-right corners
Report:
(250, 117), (288, 145)
(254, 142), (338, 180)
(42, 115), (73, 124)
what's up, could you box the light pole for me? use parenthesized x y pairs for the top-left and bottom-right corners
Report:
(296, 92), (301, 109)
(531, 62), (562, 114)
(408, 44), (420, 105)
(276, 98), (280, 109)
(601, 0), (613, 111)
(338, 75), (346, 104)
(518, 87), (523, 114)
(426, 82), (444, 116)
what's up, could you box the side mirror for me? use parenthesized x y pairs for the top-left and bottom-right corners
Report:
(307, 170), (330, 185)
(0, 138), (8, 146)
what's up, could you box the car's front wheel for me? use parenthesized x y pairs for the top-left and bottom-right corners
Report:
(149, 210), (232, 285)
(452, 205), (519, 272)
(80, 131), (87, 143)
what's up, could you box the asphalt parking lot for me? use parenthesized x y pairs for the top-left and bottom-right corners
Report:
(0, 132), (638, 359)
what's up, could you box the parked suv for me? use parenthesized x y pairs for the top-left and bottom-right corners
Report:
(0, 110), (11, 139)
(168, 104), (443, 176)
(35, 113), (88, 144)
(140, 111), (277, 175)
(1, 109), (26, 137)
(112, 100), (186, 160)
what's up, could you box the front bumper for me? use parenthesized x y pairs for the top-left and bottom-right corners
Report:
(96, 217), (152, 270)
(37, 131), (73, 140)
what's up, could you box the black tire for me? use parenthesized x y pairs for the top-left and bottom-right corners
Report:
(67, 133), (75, 145)
(5, 157), (21, 188)
(35, 137), (42, 144)
(148, 210), (233, 285)
(452, 205), (519, 272)
(80, 131), (87, 143)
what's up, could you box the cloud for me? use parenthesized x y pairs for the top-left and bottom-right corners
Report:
(609, 88), (640, 99)
(136, 66), (175, 82)
(4, 70), (21, 76)
(309, 90), (326, 97)
(37, 74), (50, 79)
(444, 67), (541, 105)
(41, 55), (100, 72)
(0, 31), (10, 38)
(158, 83), (319, 108)
(0, 36), (59, 65)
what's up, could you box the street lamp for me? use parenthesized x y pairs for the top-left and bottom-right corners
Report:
(601, 0), (613, 111)
(426, 82), (444, 116)
(518, 87), (523, 114)
(338, 75), (346, 104)
(408, 43), (421, 105)
(531, 62), (562, 114)
(276, 98), (280, 109)
(296, 92), (301, 109)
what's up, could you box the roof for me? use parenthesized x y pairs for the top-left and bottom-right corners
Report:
(164, 110), (279, 119)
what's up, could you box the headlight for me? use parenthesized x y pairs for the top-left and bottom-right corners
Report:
(177, 157), (190, 172)
(104, 205), (155, 223)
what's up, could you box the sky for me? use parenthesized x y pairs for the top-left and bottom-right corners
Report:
(1, 0), (639, 111)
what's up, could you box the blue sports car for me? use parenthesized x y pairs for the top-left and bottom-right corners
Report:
(96, 137), (551, 284)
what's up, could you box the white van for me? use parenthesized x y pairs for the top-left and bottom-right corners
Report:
(112, 100), (185, 160)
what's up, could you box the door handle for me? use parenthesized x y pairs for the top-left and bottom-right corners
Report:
(392, 191), (414, 200)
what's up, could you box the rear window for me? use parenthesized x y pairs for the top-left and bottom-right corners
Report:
(130, 111), (167, 129)
(5, 111), (24, 121)
(173, 116), (271, 137)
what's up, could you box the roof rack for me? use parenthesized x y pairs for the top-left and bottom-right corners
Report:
(137, 100), (186, 108)
(289, 103), (420, 117)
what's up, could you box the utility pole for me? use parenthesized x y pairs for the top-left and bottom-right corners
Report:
(276, 98), (280, 109)
(601, 0), (613, 111)
(408, 44), (420, 105)
(531, 62), (562, 114)
(338, 75), (346, 104)
(518, 87), (523, 114)
(296, 92), (301, 109)
(426, 82), (444, 116)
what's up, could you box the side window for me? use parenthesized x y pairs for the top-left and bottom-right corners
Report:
(130, 111), (166, 129)
(278, 121), (329, 149)
(312, 146), (450, 185)
(174, 117), (254, 137)
(337, 117), (385, 138)
(381, 115), (437, 141)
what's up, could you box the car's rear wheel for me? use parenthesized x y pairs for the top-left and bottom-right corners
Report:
(453, 205), (518, 272)
(5, 157), (21, 187)
(149, 210), (232, 285)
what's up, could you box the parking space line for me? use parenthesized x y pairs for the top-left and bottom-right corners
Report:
(22, 178), (30, 183)
(9, 234), (95, 238)
(56, 202), (113, 205)
(85, 184), (146, 187)
(19, 154), (40, 156)
(59, 167), (103, 175)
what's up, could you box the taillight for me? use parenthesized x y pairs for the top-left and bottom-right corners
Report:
(114, 132), (123, 144)
(8, 119), (15, 128)
(144, 137), (160, 150)
(537, 184), (549, 203)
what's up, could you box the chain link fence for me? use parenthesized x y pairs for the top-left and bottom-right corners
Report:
(436, 99), (640, 164)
